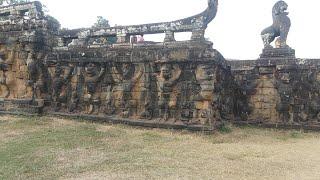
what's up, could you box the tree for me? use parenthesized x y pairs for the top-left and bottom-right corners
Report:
(92, 16), (110, 28)
(0, 0), (29, 6)
(46, 15), (61, 31)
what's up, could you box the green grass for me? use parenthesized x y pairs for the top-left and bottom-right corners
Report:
(217, 122), (233, 134)
(1, 115), (320, 179)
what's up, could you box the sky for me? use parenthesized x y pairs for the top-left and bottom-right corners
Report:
(39, 0), (320, 60)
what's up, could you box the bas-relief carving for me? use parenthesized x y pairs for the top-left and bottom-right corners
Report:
(248, 68), (303, 124)
(43, 53), (238, 127)
(26, 51), (50, 100)
(286, 69), (320, 124)
(241, 67), (280, 123)
(6, 49), (29, 99)
(156, 64), (181, 121)
(307, 70), (320, 122)
(0, 53), (9, 98)
(195, 64), (215, 100)
(38, 39), (243, 128)
(233, 62), (320, 126)
(0, 1), (243, 130)
(111, 63), (143, 118)
(83, 63), (105, 114)
(275, 70), (293, 123)
(52, 64), (74, 111)
(137, 63), (153, 119)
(194, 64), (216, 125)
(0, 45), (42, 100)
(9, 1), (320, 131)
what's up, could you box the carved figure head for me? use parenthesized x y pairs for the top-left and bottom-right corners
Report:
(54, 65), (63, 77)
(122, 63), (133, 78)
(196, 64), (215, 82)
(85, 63), (98, 76)
(279, 72), (290, 84)
(201, 48), (216, 58)
(160, 64), (172, 80)
(273, 1), (288, 16)
(36, 51), (45, 60)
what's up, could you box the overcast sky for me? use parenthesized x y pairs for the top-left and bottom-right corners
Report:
(39, 0), (320, 60)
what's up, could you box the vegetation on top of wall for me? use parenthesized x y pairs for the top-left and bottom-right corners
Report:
(0, 0), (29, 6)
(92, 16), (110, 28)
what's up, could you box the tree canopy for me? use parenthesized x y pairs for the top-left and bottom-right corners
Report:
(92, 16), (110, 28)
(0, 0), (29, 6)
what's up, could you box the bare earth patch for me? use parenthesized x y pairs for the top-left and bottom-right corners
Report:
(0, 115), (20, 121)
(1, 115), (320, 179)
(55, 148), (108, 171)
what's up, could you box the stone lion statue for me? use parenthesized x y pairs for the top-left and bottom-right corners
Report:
(261, 1), (291, 48)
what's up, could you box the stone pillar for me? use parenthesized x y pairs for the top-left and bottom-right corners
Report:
(252, 46), (296, 124)
(164, 31), (175, 42)
(116, 31), (130, 44)
(191, 29), (205, 41)
(116, 34), (129, 43)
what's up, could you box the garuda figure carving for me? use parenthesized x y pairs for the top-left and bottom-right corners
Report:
(0, 53), (9, 98)
(26, 51), (49, 100)
(52, 64), (74, 111)
(261, 1), (291, 48)
(194, 64), (216, 125)
(111, 63), (143, 118)
(83, 63), (105, 114)
(307, 70), (320, 121)
(275, 71), (292, 123)
(157, 64), (181, 120)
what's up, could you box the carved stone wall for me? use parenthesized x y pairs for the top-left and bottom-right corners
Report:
(45, 42), (246, 130)
(0, 2), (247, 131)
(0, 2), (59, 113)
(3, 1), (320, 131)
(229, 57), (320, 129)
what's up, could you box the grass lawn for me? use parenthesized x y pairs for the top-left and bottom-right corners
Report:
(1, 115), (320, 180)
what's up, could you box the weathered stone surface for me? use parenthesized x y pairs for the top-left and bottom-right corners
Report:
(45, 41), (244, 129)
(61, 0), (218, 44)
(229, 0), (320, 127)
(2, 1), (320, 131)
(0, 1), (251, 131)
(260, 47), (295, 59)
(229, 56), (320, 127)
(261, 1), (291, 49)
(259, 1), (296, 61)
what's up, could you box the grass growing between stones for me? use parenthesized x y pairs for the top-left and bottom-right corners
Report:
(1, 115), (320, 179)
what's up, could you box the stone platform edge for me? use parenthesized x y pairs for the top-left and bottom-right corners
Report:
(0, 111), (215, 132)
